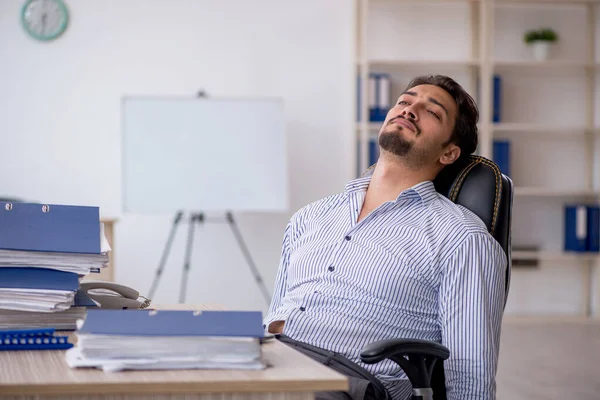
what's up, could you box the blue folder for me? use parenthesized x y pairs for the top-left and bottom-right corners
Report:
(79, 309), (264, 338)
(0, 267), (79, 291)
(587, 205), (600, 252)
(0, 202), (100, 254)
(565, 205), (587, 252)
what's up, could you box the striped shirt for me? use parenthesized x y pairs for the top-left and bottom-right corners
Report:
(264, 175), (507, 400)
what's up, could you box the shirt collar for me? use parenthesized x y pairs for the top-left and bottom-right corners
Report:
(344, 174), (439, 207)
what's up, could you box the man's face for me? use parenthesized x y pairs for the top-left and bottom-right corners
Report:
(378, 84), (460, 169)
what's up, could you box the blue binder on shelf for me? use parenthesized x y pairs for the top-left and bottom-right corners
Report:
(565, 205), (588, 252)
(0, 202), (100, 254)
(0, 267), (79, 291)
(79, 309), (264, 338)
(493, 74), (502, 123)
(0, 328), (72, 351)
(586, 205), (600, 252)
(493, 140), (510, 176)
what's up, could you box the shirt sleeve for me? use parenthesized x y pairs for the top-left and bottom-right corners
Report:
(439, 231), (507, 400)
(263, 220), (293, 331)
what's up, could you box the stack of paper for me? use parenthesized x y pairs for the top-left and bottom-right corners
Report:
(0, 201), (109, 330)
(0, 308), (87, 330)
(66, 309), (266, 372)
(0, 201), (110, 276)
(0, 268), (79, 312)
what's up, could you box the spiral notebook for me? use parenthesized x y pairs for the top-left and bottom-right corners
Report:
(0, 328), (73, 351)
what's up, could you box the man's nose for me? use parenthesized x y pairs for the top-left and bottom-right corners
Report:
(402, 106), (416, 120)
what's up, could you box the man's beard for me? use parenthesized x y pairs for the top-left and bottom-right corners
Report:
(378, 129), (414, 157)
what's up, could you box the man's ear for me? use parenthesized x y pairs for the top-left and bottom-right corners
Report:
(440, 144), (461, 166)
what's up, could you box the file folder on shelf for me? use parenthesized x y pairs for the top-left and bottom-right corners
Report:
(0, 328), (72, 351)
(587, 205), (600, 252)
(0, 201), (101, 254)
(565, 205), (587, 252)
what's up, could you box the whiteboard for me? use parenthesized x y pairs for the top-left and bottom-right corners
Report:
(122, 97), (289, 213)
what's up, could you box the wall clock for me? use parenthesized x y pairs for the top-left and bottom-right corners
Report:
(21, 0), (69, 41)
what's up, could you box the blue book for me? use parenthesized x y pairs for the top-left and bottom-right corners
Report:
(375, 73), (391, 122)
(493, 75), (502, 123)
(0, 267), (78, 291)
(369, 138), (380, 166)
(79, 309), (264, 338)
(369, 73), (378, 122)
(0, 202), (100, 254)
(587, 205), (600, 252)
(565, 205), (588, 252)
(493, 140), (511, 176)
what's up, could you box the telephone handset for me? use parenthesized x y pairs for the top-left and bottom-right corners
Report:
(79, 281), (151, 309)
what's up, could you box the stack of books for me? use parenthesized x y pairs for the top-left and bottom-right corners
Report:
(66, 309), (266, 372)
(0, 201), (109, 331)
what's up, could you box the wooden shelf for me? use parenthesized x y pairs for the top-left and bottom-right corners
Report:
(514, 187), (600, 197)
(512, 250), (600, 262)
(492, 123), (589, 134)
(364, 59), (479, 69)
(494, 60), (595, 68)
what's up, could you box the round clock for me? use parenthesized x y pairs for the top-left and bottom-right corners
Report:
(21, 0), (69, 41)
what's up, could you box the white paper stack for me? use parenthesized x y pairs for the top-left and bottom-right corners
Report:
(0, 225), (111, 275)
(0, 267), (80, 313)
(0, 307), (87, 330)
(66, 309), (266, 372)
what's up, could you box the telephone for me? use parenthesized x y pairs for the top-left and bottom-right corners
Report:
(79, 281), (151, 309)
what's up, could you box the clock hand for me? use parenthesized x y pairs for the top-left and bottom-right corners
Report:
(41, 13), (47, 35)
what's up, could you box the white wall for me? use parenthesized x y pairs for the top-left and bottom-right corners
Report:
(0, 0), (356, 313)
(366, 1), (599, 316)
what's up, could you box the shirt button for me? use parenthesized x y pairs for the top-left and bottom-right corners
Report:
(299, 306), (306, 312)
(328, 266), (335, 272)
(345, 236), (351, 241)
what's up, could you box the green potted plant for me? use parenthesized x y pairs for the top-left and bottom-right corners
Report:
(524, 28), (558, 61)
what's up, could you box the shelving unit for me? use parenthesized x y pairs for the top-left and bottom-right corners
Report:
(355, 0), (600, 317)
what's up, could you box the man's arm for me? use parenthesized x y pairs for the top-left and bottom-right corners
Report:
(439, 231), (507, 400)
(263, 220), (292, 333)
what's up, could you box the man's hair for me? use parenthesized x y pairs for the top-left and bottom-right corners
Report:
(404, 74), (479, 161)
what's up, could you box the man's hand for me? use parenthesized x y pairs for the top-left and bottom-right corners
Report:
(268, 320), (285, 334)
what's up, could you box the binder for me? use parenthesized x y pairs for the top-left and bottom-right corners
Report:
(565, 205), (587, 252)
(368, 73), (377, 122)
(0, 201), (100, 254)
(0, 328), (72, 351)
(375, 73), (391, 121)
(0, 267), (79, 291)
(493, 74), (502, 123)
(493, 140), (511, 176)
(587, 205), (600, 252)
(79, 309), (264, 338)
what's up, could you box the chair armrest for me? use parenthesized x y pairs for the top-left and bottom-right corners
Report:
(360, 339), (449, 392)
(361, 338), (449, 363)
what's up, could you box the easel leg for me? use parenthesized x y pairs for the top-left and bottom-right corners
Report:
(148, 211), (184, 300)
(226, 212), (272, 306)
(179, 213), (204, 303)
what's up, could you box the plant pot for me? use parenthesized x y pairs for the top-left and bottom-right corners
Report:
(531, 41), (552, 61)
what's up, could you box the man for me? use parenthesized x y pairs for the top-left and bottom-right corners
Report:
(264, 75), (507, 400)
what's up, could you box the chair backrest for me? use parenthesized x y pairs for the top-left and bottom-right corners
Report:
(432, 155), (514, 399)
(364, 155), (514, 399)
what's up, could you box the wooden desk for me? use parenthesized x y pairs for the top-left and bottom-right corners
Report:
(0, 305), (348, 400)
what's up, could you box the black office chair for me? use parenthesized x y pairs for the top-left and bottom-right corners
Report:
(359, 155), (514, 400)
